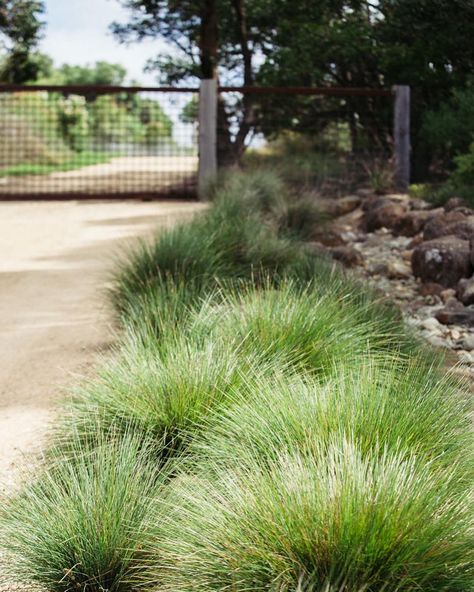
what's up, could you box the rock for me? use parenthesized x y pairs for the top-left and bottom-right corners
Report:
(421, 317), (442, 332)
(383, 193), (411, 204)
(458, 350), (474, 364)
(385, 261), (411, 279)
(435, 306), (474, 327)
(450, 328), (461, 340)
(329, 245), (364, 268)
(457, 276), (474, 305)
(411, 236), (472, 287)
(461, 334), (474, 351)
(409, 198), (432, 211)
(356, 188), (374, 199)
(409, 235), (424, 248)
(361, 195), (389, 212)
(401, 249), (412, 262)
(444, 197), (468, 212)
(324, 195), (361, 217)
(423, 210), (474, 241)
(425, 334), (447, 348)
(469, 236), (474, 267)
(369, 262), (389, 276)
(420, 282), (444, 297)
(362, 200), (408, 233)
(440, 288), (457, 303)
(311, 228), (346, 247)
(393, 209), (442, 237)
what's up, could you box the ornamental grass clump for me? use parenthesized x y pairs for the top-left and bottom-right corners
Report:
(0, 434), (162, 592)
(110, 170), (322, 329)
(148, 440), (474, 592)
(190, 359), (473, 483)
(190, 280), (423, 376)
(55, 330), (255, 459)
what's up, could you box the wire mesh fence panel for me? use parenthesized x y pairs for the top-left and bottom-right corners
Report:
(217, 87), (394, 196)
(0, 86), (198, 199)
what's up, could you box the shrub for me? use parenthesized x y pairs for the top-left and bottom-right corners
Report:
(283, 196), (327, 240)
(190, 280), (423, 377)
(151, 440), (474, 592)
(190, 360), (473, 482)
(110, 170), (316, 329)
(55, 331), (255, 459)
(0, 434), (162, 592)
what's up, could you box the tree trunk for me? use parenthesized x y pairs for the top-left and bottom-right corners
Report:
(200, 0), (218, 79)
(222, 0), (255, 164)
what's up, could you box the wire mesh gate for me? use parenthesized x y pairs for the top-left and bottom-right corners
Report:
(0, 85), (199, 199)
(0, 83), (406, 200)
(216, 85), (399, 196)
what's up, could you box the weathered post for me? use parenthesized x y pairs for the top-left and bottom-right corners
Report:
(393, 85), (411, 192)
(198, 78), (218, 199)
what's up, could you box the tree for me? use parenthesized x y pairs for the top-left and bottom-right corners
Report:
(112, 0), (474, 177)
(112, 0), (257, 164)
(58, 62), (128, 86)
(0, 0), (44, 82)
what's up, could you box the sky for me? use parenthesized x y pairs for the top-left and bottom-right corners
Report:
(39, 0), (168, 84)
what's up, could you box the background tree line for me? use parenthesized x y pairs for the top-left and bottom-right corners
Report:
(1, 0), (474, 190)
(111, 0), (474, 187)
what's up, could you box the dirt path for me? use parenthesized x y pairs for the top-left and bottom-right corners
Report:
(0, 156), (198, 196)
(0, 199), (204, 492)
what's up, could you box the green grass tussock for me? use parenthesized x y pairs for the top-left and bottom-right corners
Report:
(190, 280), (424, 375)
(1, 166), (473, 592)
(190, 360), (473, 481)
(151, 441), (474, 592)
(110, 170), (319, 328)
(56, 332), (252, 459)
(0, 434), (162, 592)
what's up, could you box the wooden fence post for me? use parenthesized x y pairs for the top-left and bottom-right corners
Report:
(198, 78), (218, 200)
(393, 85), (411, 192)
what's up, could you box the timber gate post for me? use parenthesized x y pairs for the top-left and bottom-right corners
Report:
(198, 78), (218, 199)
(393, 85), (411, 192)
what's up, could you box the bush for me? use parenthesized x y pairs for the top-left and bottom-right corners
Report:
(190, 280), (423, 376)
(55, 331), (255, 459)
(110, 170), (320, 329)
(151, 440), (474, 592)
(190, 360), (473, 482)
(0, 434), (162, 592)
(283, 196), (327, 240)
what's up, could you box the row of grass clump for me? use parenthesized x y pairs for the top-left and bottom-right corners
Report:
(1, 170), (473, 592)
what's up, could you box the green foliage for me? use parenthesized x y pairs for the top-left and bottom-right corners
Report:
(283, 197), (327, 240)
(110, 170), (315, 327)
(422, 78), (474, 169)
(56, 333), (250, 459)
(2, 168), (473, 592)
(452, 143), (474, 187)
(113, 0), (474, 176)
(243, 135), (367, 196)
(190, 281), (417, 377)
(57, 94), (91, 151)
(191, 361), (472, 481)
(0, 0), (45, 83)
(0, 434), (163, 592)
(153, 440), (473, 592)
(58, 61), (127, 86)
(0, 151), (110, 176)
(0, 60), (174, 173)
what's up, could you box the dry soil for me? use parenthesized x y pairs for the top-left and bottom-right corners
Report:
(0, 198), (204, 492)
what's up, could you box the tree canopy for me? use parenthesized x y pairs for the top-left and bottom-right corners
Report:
(111, 0), (474, 176)
(0, 0), (44, 82)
